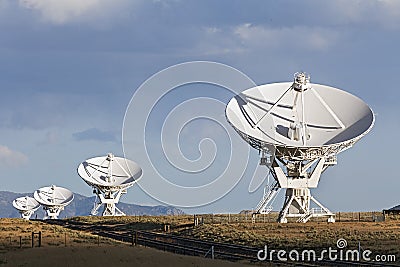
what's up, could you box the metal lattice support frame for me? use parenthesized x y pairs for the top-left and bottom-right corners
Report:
(91, 188), (126, 216)
(254, 155), (335, 223)
(20, 210), (35, 220)
(43, 205), (64, 219)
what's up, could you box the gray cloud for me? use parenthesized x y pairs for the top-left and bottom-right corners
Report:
(0, 145), (28, 168)
(73, 128), (118, 143)
(18, 0), (136, 25)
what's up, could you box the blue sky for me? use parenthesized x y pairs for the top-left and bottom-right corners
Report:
(0, 0), (399, 214)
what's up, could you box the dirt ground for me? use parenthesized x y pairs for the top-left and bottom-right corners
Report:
(0, 246), (252, 267)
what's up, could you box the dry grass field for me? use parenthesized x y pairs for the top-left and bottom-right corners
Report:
(0, 214), (399, 266)
(0, 218), (119, 248)
(174, 213), (399, 265)
(51, 214), (400, 262)
(0, 218), (250, 267)
(69, 214), (195, 231)
(184, 221), (400, 254)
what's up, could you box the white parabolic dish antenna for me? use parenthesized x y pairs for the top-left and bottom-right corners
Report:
(77, 153), (142, 216)
(33, 185), (74, 219)
(226, 72), (374, 223)
(12, 196), (40, 220)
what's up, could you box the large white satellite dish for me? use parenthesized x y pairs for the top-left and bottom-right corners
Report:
(34, 185), (74, 219)
(12, 196), (40, 220)
(226, 72), (374, 223)
(77, 153), (142, 216)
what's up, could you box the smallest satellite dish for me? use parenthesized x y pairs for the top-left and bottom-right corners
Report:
(12, 196), (40, 220)
(34, 185), (74, 219)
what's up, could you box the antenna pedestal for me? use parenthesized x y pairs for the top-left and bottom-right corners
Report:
(43, 206), (64, 220)
(20, 210), (35, 220)
(278, 188), (335, 223)
(255, 156), (335, 223)
(92, 189), (126, 216)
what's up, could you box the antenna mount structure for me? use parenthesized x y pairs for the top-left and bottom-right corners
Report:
(12, 196), (40, 220)
(34, 185), (74, 219)
(77, 153), (142, 216)
(226, 72), (374, 223)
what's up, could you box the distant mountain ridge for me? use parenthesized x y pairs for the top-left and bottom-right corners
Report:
(0, 191), (184, 218)
(389, 205), (400, 211)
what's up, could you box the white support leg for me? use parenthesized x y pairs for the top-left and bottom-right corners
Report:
(91, 201), (103, 216)
(20, 210), (35, 220)
(43, 206), (63, 219)
(277, 188), (335, 223)
(278, 188), (311, 223)
(265, 156), (335, 223)
(91, 188), (126, 216)
(310, 196), (335, 223)
(254, 181), (280, 214)
(278, 194), (295, 223)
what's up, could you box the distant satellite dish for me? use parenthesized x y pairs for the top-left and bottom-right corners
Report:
(226, 72), (374, 223)
(34, 185), (74, 219)
(12, 196), (40, 220)
(77, 153), (142, 216)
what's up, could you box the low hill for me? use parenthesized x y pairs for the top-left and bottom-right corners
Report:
(0, 191), (184, 218)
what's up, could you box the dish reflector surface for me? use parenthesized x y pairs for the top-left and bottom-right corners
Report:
(77, 154), (142, 189)
(13, 196), (40, 211)
(34, 185), (74, 207)
(226, 82), (374, 149)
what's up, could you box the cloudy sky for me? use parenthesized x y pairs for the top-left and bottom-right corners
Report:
(1, 0), (399, 214)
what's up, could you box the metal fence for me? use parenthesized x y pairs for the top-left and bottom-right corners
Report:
(0, 231), (117, 249)
(192, 211), (385, 224)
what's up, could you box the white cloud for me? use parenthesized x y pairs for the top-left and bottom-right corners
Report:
(19, 0), (134, 24)
(194, 24), (342, 57)
(0, 145), (28, 168)
(38, 131), (59, 145)
(44, 131), (58, 144)
(197, 1), (400, 58)
(326, 0), (400, 29)
(182, 27), (240, 56)
(234, 24), (340, 51)
(72, 128), (118, 143)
